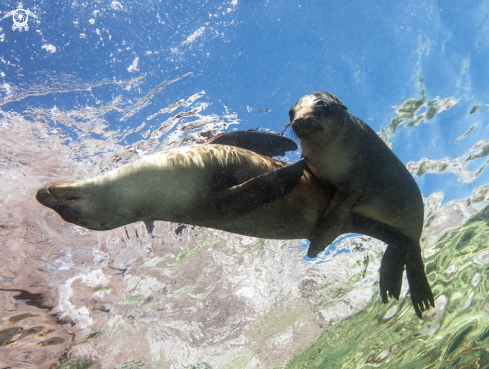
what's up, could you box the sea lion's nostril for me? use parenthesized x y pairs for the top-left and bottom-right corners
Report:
(291, 118), (307, 133)
(292, 117), (304, 126)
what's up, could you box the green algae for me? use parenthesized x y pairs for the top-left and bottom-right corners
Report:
(177, 237), (221, 261)
(172, 284), (194, 299)
(118, 357), (168, 369)
(138, 254), (173, 268)
(457, 125), (476, 140)
(123, 292), (143, 304)
(184, 363), (213, 369)
(425, 214), (438, 229)
(56, 359), (94, 369)
(93, 286), (111, 292)
(77, 324), (131, 346)
(446, 325), (474, 355)
(379, 75), (459, 144)
(282, 205), (489, 369)
(77, 329), (103, 344)
(415, 161), (429, 176)
(468, 104), (480, 115)
(228, 309), (306, 369)
(468, 145), (489, 161)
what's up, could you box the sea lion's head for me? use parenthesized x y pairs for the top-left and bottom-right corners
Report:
(289, 92), (348, 143)
(36, 182), (138, 231)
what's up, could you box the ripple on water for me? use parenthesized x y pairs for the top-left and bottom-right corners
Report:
(284, 206), (489, 369)
(473, 250), (489, 268)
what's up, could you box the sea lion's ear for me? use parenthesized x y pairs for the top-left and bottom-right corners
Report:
(207, 131), (298, 157)
(322, 92), (348, 110)
(215, 159), (307, 214)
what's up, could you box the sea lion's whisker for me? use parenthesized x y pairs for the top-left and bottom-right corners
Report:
(278, 122), (292, 136)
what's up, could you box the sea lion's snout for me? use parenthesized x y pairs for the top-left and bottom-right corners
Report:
(36, 185), (81, 220)
(36, 187), (57, 208)
(36, 183), (102, 230)
(36, 183), (80, 208)
(289, 100), (327, 137)
(290, 116), (324, 137)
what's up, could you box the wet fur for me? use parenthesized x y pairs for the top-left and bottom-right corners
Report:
(289, 91), (434, 318)
(36, 144), (331, 240)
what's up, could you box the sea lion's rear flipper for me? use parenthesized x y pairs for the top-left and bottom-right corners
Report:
(379, 245), (405, 302)
(382, 242), (434, 318)
(207, 131), (298, 157)
(350, 213), (434, 318)
(382, 237), (434, 318)
(308, 210), (407, 300)
(405, 244), (435, 318)
(215, 159), (307, 214)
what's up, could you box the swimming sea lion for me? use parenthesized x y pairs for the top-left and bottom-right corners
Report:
(206, 130), (298, 157)
(36, 133), (330, 241)
(289, 92), (434, 318)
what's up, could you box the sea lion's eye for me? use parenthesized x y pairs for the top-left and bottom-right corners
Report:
(316, 101), (328, 107)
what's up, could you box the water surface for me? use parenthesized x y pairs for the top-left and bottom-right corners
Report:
(0, 0), (488, 368)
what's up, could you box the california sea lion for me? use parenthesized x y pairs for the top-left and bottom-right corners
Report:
(289, 92), (434, 318)
(36, 133), (330, 240)
(206, 130), (298, 157)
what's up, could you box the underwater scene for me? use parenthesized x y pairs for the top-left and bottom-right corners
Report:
(1, 0), (489, 368)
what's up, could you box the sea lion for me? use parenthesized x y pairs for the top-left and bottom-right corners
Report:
(206, 130), (298, 157)
(289, 92), (434, 318)
(36, 133), (330, 241)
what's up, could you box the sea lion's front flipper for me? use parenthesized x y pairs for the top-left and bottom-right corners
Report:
(307, 208), (349, 258)
(143, 220), (155, 234)
(306, 191), (355, 258)
(207, 131), (298, 157)
(215, 159), (307, 214)
(307, 223), (344, 258)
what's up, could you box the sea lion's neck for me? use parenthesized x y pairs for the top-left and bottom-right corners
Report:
(302, 142), (351, 183)
(300, 114), (355, 183)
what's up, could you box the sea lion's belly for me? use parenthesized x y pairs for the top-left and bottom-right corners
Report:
(352, 183), (424, 241)
(191, 169), (329, 239)
(147, 146), (329, 239)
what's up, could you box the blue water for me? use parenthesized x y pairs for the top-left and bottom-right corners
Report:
(1, 0), (488, 368)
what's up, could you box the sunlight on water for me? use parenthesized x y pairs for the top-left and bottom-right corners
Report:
(1, 91), (488, 367)
(283, 206), (489, 368)
(0, 0), (489, 368)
